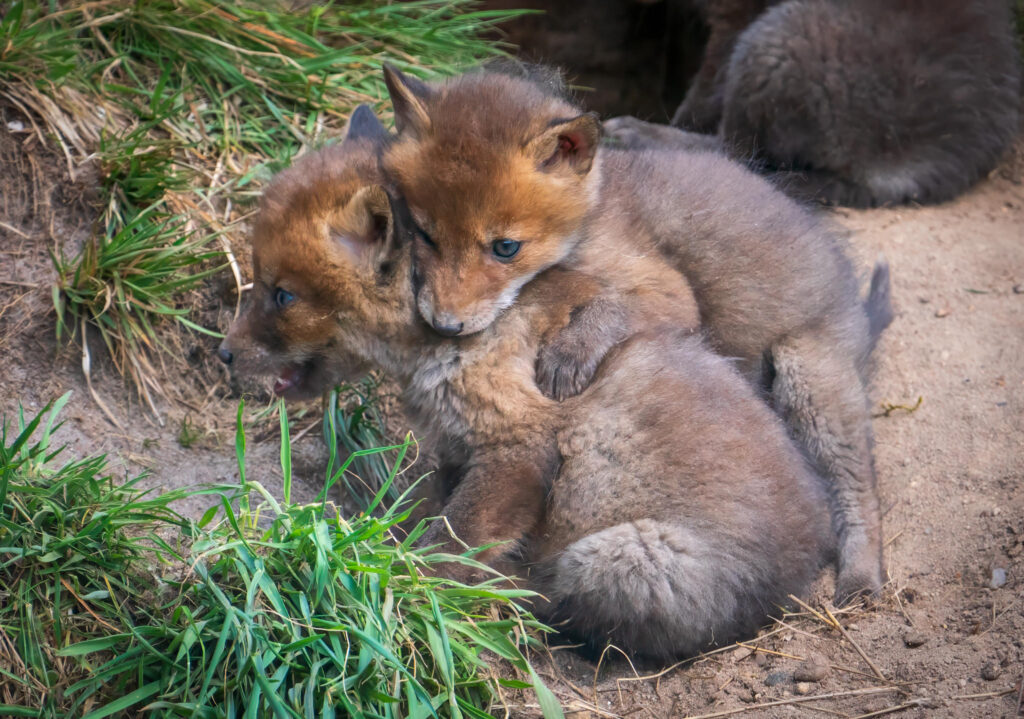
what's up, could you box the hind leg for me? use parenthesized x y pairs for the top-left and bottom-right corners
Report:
(770, 335), (884, 602)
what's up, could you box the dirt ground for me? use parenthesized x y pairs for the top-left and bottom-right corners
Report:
(1, 109), (1022, 717)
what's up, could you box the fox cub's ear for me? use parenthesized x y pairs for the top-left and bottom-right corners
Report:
(344, 104), (389, 145)
(383, 64), (432, 137)
(329, 185), (394, 268)
(527, 112), (602, 176)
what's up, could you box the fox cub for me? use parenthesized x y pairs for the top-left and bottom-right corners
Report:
(219, 107), (833, 659)
(381, 64), (892, 603)
(674, 0), (1021, 206)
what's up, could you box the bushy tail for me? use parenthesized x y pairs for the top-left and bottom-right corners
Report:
(536, 521), (798, 660)
(865, 258), (893, 356)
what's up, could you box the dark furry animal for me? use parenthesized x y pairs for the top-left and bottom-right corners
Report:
(673, 0), (771, 133)
(674, 0), (1021, 207)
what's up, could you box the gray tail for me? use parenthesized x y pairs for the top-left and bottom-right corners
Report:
(865, 258), (893, 355)
(534, 521), (799, 660)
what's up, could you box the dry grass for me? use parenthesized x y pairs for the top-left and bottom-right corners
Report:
(0, 0), (526, 420)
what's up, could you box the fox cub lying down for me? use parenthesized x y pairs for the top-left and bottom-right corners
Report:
(673, 0), (1021, 207)
(219, 107), (833, 660)
(381, 64), (891, 603)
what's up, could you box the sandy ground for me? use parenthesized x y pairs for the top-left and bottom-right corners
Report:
(0, 115), (1022, 718)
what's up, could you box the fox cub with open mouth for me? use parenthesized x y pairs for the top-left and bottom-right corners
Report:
(219, 106), (833, 660)
(381, 63), (892, 604)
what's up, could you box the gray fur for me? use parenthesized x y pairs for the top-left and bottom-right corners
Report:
(866, 261), (893, 356)
(581, 146), (891, 601)
(678, 0), (1021, 207)
(672, 0), (772, 133)
(529, 331), (833, 658)
(603, 116), (726, 153)
(534, 294), (631, 401)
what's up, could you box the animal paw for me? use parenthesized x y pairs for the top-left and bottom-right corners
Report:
(416, 522), (491, 585)
(603, 115), (652, 148)
(834, 565), (883, 606)
(535, 339), (599, 401)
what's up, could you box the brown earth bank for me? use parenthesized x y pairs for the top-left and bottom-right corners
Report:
(1, 109), (1023, 716)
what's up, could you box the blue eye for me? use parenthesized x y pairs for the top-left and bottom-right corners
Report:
(492, 238), (521, 260)
(274, 287), (295, 308)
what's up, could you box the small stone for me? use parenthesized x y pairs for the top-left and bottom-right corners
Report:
(935, 307), (951, 318)
(1013, 284), (1023, 294)
(765, 671), (790, 686)
(795, 682), (813, 695)
(793, 653), (830, 682)
(903, 630), (928, 648)
(990, 567), (1007, 589)
(6, 119), (25, 132)
(981, 663), (1001, 681)
(753, 651), (769, 667)
(737, 686), (757, 703)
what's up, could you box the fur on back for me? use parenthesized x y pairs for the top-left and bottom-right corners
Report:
(719, 0), (1021, 206)
(533, 332), (833, 658)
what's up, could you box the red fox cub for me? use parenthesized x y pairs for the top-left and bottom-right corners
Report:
(381, 64), (892, 604)
(218, 106), (833, 660)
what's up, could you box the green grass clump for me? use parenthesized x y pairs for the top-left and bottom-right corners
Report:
(52, 204), (224, 414)
(324, 376), (411, 509)
(0, 397), (562, 718)
(0, 392), (194, 713)
(0, 0), (524, 408)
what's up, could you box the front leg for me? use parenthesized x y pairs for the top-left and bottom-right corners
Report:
(394, 453), (466, 540)
(536, 274), (701, 401)
(419, 442), (558, 584)
(535, 295), (629, 401)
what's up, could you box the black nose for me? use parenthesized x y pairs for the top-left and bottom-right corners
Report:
(432, 319), (464, 337)
(218, 347), (234, 365)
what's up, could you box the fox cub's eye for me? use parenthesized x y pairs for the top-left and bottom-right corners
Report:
(274, 288), (295, 309)
(416, 228), (436, 248)
(491, 238), (521, 261)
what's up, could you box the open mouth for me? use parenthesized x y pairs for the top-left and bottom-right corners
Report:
(272, 358), (320, 398)
(268, 353), (370, 400)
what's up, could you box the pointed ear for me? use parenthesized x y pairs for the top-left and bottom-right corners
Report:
(383, 63), (432, 137)
(329, 185), (394, 267)
(526, 112), (602, 176)
(344, 104), (389, 145)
